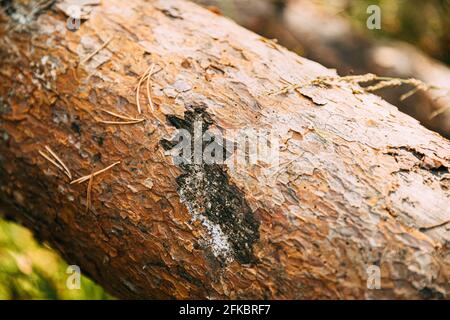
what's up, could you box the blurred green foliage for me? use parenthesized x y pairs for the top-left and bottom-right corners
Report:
(333, 0), (450, 65)
(0, 219), (113, 300)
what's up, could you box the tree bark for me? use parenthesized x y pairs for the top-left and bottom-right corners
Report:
(0, 0), (449, 299)
(195, 0), (450, 138)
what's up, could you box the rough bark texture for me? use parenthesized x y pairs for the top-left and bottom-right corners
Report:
(195, 0), (450, 138)
(0, 0), (449, 299)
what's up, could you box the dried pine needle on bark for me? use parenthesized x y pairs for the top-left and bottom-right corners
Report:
(100, 108), (138, 121)
(134, 65), (163, 90)
(135, 63), (155, 114)
(86, 171), (94, 213)
(96, 108), (145, 125)
(71, 162), (121, 213)
(146, 63), (156, 111)
(44, 145), (72, 179)
(39, 150), (64, 173)
(38, 146), (72, 179)
(80, 36), (114, 65)
(71, 161), (121, 185)
(97, 119), (145, 124)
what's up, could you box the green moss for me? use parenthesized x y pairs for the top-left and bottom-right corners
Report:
(0, 219), (114, 300)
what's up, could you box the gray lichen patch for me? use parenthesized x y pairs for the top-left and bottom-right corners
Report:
(30, 55), (62, 91)
(161, 107), (260, 265)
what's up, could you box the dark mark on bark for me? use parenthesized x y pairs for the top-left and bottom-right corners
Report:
(71, 121), (81, 134)
(92, 134), (104, 146)
(385, 146), (450, 176)
(93, 153), (102, 163)
(160, 106), (260, 265)
(155, 3), (183, 20)
(419, 287), (444, 300)
(176, 265), (203, 288)
(0, 0), (15, 15)
(0, 97), (12, 116)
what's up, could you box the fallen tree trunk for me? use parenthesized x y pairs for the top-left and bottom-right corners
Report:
(0, 0), (449, 299)
(195, 0), (450, 138)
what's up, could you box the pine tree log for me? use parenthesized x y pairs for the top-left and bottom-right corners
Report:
(195, 0), (450, 138)
(0, 0), (449, 299)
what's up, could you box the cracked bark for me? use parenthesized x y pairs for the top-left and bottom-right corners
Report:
(0, 0), (449, 299)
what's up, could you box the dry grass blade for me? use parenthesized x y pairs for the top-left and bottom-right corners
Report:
(365, 79), (402, 92)
(44, 145), (72, 179)
(400, 87), (421, 101)
(268, 83), (303, 96)
(270, 73), (450, 110)
(420, 219), (450, 232)
(71, 161), (121, 184)
(80, 36), (114, 64)
(429, 106), (450, 120)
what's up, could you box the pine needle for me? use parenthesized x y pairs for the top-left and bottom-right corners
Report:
(86, 171), (94, 213)
(97, 119), (145, 125)
(146, 63), (156, 111)
(97, 109), (145, 125)
(39, 150), (65, 173)
(400, 87), (421, 101)
(134, 65), (162, 90)
(80, 36), (114, 65)
(71, 161), (121, 185)
(39, 146), (72, 179)
(100, 108), (143, 121)
(135, 64), (154, 114)
(44, 146), (72, 179)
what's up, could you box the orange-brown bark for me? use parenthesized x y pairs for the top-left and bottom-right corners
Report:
(0, 0), (449, 299)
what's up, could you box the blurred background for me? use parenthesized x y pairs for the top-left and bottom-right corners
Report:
(0, 219), (112, 299)
(1, 0), (449, 299)
(198, 0), (450, 65)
